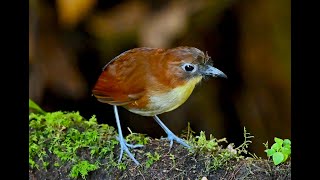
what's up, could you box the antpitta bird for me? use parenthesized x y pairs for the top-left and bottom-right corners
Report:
(92, 47), (227, 165)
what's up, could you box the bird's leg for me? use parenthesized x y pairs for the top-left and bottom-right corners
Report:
(113, 105), (142, 165)
(153, 115), (191, 149)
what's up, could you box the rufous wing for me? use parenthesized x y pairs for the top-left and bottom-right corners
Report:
(92, 48), (149, 106)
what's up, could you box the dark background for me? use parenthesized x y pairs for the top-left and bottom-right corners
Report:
(29, 0), (291, 157)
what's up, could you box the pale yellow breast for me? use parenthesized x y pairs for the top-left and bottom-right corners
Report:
(128, 76), (202, 116)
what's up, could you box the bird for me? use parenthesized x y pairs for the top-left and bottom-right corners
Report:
(92, 46), (227, 165)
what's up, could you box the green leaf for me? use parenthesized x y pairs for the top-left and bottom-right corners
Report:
(29, 99), (46, 114)
(282, 147), (291, 155)
(271, 143), (281, 151)
(266, 149), (276, 157)
(283, 139), (291, 145)
(283, 139), (291, 148)
(283, 153), (289, 162)
(274, 137), (283, 145)
(283, 144), (291, 149)
(273, 152), (284, 165)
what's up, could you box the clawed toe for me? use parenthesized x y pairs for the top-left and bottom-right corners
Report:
(166, 134), (190, 149)
(154, 115), (191, 149)
(118, 139), (141, 165)
(160, 133), (190, 149)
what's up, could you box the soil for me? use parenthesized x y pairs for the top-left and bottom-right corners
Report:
(29, 138), (291, 180)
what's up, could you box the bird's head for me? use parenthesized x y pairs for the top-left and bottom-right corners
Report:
(160, 47), (227, 87)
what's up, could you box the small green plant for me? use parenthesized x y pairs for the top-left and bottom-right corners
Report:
(184, 126), (254, 171)
(264, 137), (291, 165)
(234, 127), (254, 155)
(190, 131), (227, 152)
(126, 128), (150, 145)
(69, 160), (99, 179)
(117, 162), (127, 170)
(180, 122), (196, 141)
(54, 162), (60, 167)
(211, 127), (254, 170)
(29, 99), (46, 114)
(145, 152), (161, 168)
(169, 153), (176, 167)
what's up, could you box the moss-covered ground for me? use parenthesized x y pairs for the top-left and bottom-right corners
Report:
(29, 111), (291, 180)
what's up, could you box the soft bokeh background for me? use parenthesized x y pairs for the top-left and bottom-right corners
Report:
(29, 0), (291, 157)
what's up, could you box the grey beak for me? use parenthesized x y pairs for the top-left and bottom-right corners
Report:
(201, 65), (227, 79)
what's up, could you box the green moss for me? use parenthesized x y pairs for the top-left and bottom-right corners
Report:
(126, 130), (150, 145)
(145, 152), (161, 168)
(69, 160), (100, 179)
(29, 111), (119, 178)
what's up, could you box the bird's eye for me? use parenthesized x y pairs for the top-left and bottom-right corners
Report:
(182, 63), (196, 73)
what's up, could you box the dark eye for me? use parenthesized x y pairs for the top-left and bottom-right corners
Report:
(182, 63), (197, 73)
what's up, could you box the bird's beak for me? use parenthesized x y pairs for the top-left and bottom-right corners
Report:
(200, 65), (227, 79)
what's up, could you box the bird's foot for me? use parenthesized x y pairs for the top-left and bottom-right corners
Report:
(161, 131), (191, 149)
(117, 136), (143, 165)
(153, 115), (191, 149)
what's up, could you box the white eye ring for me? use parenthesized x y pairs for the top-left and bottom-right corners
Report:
(182, 63), (197, 73)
